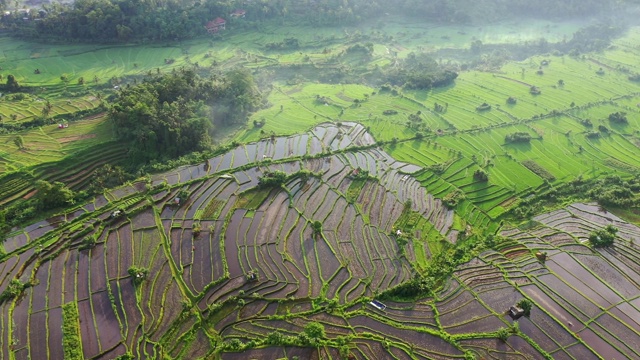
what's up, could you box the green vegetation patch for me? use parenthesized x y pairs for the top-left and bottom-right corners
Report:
(202, 198), (227, 219)
(521, 160), (556, 182)
(346, 178), (367, 202)
(62, 302), (83, 360)
(235, 188), (273, 210)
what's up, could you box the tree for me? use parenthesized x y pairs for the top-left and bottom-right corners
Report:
(0, 279), (26, 303)
(41, 100), (53, 118)
(35, 180), (75, 210)
(557, 79), (564, 86)
(304, 322), (325, 341)
(589, 225), (617, 248)
(5, 74), (19, 92)
(89, 164), (131, 193)
(266, 331), (284, 345)
(14, 135), (24, 150)
(77, 77), (85, 85)
(517, 298), (533, 317)
(312, 221), (322, 236)
(473, 169), (488, 182)
(109, 69), (213, 163)
(505, 132), (532, 143)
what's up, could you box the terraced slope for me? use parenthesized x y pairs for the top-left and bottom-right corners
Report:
(1, 123), (638, 359)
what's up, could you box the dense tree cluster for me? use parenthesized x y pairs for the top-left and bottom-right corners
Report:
(505, 132), (532, 143)
(384, 53), (458, 90)
(608, 111), (628, 124)
(1, 0), (385, 42)
(587, 175), (639, 207)
(109, 68), (260, 164)
(473, 169), (488, 182)
(511, 174), (640, 220)
(35, 180), (75, 210)
(258, 170), (288, 188)
(1, 0), (631, 43)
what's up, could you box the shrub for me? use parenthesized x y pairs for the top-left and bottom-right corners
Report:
(496, 327), (510, 342)
(586, 131), (600, 139)
(580, 119), (592, 128)
(0, 279), (25, 303)
(442, 189), (465, 208)
(475, 102), (491, 111)
(628, 73), (640, 82)
(128, 266), (149, 285)
(382, 109), (398, 115)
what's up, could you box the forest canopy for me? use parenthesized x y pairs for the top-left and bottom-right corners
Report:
(1, 0), (631, 43)
(109, 68), (260, 164)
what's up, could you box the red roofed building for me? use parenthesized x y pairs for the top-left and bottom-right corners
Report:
(230, 9), (246, 18)
(205, 17), (226, 33)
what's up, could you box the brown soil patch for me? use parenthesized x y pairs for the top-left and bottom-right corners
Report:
(83, 112), (107, 120)
(499, 196), (518, 208)
(23, 189), (38, 200)
(336, 92), (354, 102)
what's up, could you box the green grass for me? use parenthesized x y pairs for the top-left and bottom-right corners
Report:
(0, 114), (114, 172)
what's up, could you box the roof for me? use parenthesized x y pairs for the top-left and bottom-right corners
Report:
(509, 306), (525, 319)
(231, 9), (246, 15)
(205, 17), (226, 28)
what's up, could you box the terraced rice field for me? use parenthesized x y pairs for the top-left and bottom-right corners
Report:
(1, 122), (638, 359)
(2, 14), (640, 359)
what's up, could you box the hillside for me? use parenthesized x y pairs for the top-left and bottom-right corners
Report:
(1, 9), (640, 360)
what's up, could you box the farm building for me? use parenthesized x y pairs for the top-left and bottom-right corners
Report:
(509, 305), (525, 319)
(205, 17), (226, 33)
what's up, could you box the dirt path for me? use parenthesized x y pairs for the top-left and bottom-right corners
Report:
(495, 75), (532, 87)
(58, 134), (97, 144)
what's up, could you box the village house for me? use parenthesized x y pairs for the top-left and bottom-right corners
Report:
(230, 9), (246, 18)
(205, 17), (226, 33)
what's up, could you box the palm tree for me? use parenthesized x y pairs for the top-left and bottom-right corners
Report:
(41, 100), (53, 118)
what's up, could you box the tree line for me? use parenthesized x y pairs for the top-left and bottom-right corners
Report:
(1, 0), (630, 43)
